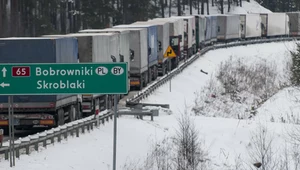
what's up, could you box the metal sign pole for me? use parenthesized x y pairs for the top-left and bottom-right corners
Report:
(8, 96), (12, 167)
(112, 94), (118, 170)
(11, 96), (15, 166)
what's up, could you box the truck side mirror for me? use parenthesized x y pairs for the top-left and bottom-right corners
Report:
(148, 47), (152, 55)
(158, 41), (162, 51)
(130, 49), (135, 61)
(178, 35), (182, 42)
(111, 55), (116, 62)
(119, 54), (124, 62)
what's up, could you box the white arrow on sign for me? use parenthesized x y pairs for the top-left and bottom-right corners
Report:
(2, 67), (7, 77)
(0, 82), (10, 88)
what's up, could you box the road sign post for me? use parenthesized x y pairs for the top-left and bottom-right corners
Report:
(0, 62), (128, 167)
(163, 46), (177, 92)
(0, 63), (128, 95)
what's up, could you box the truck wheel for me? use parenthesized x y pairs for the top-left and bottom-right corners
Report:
(148, 68), (152, 83)
(143, 72), (148, 87)
(153, 66), (158, 80)
(139, 75), (144, 90)
(68, 105), (76, 122)
(57, 109), (65, 126)
(161, 64), (166, 76)
(76, 103), (82, 120)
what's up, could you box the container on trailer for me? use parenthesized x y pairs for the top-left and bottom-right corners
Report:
(193, 15), (206, 49)
(286, 12), (300, 36)
(112, 27), (148, 89)
(240, 14), (261, 39)
(0, 37), (78, 109)
(210, 15), (218, 42)
(114, 24), (158, 68)
(171, 16), (196, 53)
(78, 28), (131, 72)
(204, 16), (212, 44)
(216, 15), (240, 41)
(135, 20), (169, 65)
(152, 17), (185, 57)
(265, 13), (289, 37)
(44, 33), (119, 63)
(260, 13), (268, 37)
(111, 27), (148, 75)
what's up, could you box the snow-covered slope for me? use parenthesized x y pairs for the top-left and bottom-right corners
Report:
(1, 41), (299, 170)
(1, 1), (297, 169)
(164, 0), (272, 17)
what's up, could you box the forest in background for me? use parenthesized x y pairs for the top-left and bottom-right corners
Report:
(0, 0), (299, 38)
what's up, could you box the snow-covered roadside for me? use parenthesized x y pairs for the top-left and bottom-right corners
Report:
(0, 41), (299, 170)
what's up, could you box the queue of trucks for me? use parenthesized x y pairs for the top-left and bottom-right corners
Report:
(0, 12), (299, 136)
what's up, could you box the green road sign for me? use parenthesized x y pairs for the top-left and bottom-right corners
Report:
(0, 63), (128, 95)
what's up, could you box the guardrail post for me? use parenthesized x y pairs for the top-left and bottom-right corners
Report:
(16, 147), (19, 158)
(43, 139), (47, 148)
(91, 122), (94, 130)
(25, 143), (29, 155)
(5, 149), (8, 160)
(34, 141), (38, 151)
(70, 128), (74, 136)
(87, 122), (90, 132)
(51, 135), (54, 144)
(64, 129), (68, 139)
(57, 132), (61, 142)
(76, 126), (80, 137)
(81, 124), (85, 134)
(95, 118), (99, 127)
(102, 118), (105, 124)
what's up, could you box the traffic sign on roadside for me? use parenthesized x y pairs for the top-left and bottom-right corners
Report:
(0, 63), (128, 95)
(163, 46), (177, 58)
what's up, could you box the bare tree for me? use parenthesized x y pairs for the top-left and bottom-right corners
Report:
(247, 125), (280, 170)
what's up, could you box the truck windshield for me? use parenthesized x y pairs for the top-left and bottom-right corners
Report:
(171, 38), (179, 46)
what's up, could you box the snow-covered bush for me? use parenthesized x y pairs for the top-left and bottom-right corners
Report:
(192, 55), (290, 119)
(290, 42), (300, 86)
(122, 111), (211, 170)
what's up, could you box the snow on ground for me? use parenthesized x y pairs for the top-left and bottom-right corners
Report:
(0, 41), (299, 170)
(164, 0), (272, 17)
(256, 87), (300, 124)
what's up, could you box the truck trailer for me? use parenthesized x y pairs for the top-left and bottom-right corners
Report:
(114, 24), (158, 84)
(134, 20), (171, 76)
(287, 12), (300, 36)
(260, 13), (290, 37)
(193, 15), (206, 49)
(240, 14), (262, 39)
(112, 27), (149, 90)
(152, 17), (184, 67)
(44, 33), (121, 116)
(216, 14), (241, 41)
(78, 28), (131, 94)
(0, 37), (80, 131)
(171, 16), (196, 58)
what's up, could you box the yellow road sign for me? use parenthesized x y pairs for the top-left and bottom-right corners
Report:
(163, 46), (177, 58)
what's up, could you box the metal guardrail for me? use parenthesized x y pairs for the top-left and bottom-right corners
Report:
(126, 37), (300, 103)
(0, 36), (299, 161)
(0, 112), (113, 160)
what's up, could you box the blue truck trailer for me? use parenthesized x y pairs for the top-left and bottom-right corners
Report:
(0, 37), (81, 132)
(113, 24), (159, 85)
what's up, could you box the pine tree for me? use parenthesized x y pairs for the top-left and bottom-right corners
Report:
(290, 43), (300, 86)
